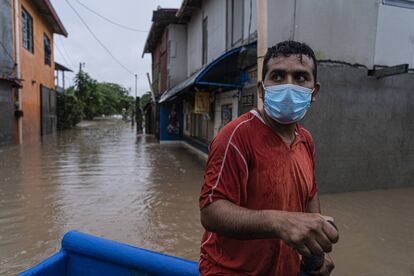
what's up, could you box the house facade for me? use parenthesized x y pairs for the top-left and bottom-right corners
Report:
(143, 0), (413, 193)
(0, 0), (67, 146)
(0, 0), (20, 146)
(144, 0), (257, 153)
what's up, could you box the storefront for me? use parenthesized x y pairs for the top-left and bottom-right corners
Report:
(158, 42), (257, 152)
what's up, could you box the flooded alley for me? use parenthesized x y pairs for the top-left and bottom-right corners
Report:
(1, 119), (413, 276)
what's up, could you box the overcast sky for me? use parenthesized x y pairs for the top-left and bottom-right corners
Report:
(51, 0), (182, 96)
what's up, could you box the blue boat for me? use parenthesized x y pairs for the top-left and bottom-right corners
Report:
(19, 231), (199, 276)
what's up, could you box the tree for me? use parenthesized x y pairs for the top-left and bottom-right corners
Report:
(57, 69), (136, 130)
(56, 87), (83, 130)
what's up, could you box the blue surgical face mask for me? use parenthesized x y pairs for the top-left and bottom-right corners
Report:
(262, 83), (313, 124)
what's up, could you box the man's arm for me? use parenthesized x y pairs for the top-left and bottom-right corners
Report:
(200, 199), (339, 257)
(307, 193), (321, 213)
(305, 193), (336, 276)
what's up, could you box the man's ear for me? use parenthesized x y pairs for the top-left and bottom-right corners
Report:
(311, 82), (321, 103)
(257, 81), (264, 100)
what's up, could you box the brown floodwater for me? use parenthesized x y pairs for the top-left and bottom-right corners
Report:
(0, 119), (413, 276)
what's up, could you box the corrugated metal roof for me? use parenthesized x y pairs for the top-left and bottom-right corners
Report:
(32, 0), (68, 37)
(142, 8), (179, 56)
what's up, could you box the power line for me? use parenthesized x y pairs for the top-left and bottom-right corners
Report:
(74, 0), (147, 33)
(54, 43), (73, 68)
(56, 36), (77, 70)
(64, 0), (135, 76)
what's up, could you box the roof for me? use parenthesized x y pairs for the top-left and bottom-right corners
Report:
(55, 62), (73, 72)
(142, 8), (179, 56)
(159, 42), (257, 103)
(31, 0), (68, 37)
(176, 0), (201, 22)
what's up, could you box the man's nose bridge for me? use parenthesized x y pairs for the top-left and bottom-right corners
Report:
(286, 74), (294, 84)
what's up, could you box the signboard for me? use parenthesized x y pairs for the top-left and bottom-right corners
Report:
(368, 64), (409, 79)
(241, 94), (254, 107)
(194, 91), (210, 114)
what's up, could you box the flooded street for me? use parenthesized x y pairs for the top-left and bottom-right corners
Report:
(0, 119), (413, 276)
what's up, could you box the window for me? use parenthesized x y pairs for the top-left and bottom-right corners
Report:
(22, 7), (34, 53)
(202, 17), (208, 65)
(44, 34), (51, 66)
(226, 0), (244, 48)
(383, 0), (414, 9)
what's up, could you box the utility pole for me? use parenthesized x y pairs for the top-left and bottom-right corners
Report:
(79, 62), (85, 73)
(135, 74), (138, 99)
(257, 0), (267, 109)
(131, 74), (137, 127)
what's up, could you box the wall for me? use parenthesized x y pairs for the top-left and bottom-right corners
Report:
(159, 102), (183, 141)
(187, 9), (202, 76)
(159, 29), (168, 94)
(213, 89), (239, 136)
(0, 83), (16, 146)
(375, 3), (414, 68)
(302, 64), (414, 193)
(18, 0), (55, 143)
(267, 0), (379, 68)
(167, 24), (187, 88)
(243, 0), (257, 41)
(0, 0), (16, 146)
(266, 0), (295, 47)
(0, 0), (14, 76)
(202, 0), (226, 64)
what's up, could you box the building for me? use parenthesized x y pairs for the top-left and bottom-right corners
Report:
(143, 0), (257, 153)
(143, 0), (413, 193)
(0, 0), (21, 146)
(55, 62), (73, 93)
(0, 0), (67, 146)
(142, 8), (182, 139)
(259, 0), (414, 192)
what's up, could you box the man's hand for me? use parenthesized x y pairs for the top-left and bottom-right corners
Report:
(308, 255), (335, 276)
(275, 212), (339, 257)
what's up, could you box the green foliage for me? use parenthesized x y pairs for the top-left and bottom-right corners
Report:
(57, 87), (83, 130)
(56, 70), (136, 130)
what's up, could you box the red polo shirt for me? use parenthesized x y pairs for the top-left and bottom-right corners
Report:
(199, 110), (318, 275)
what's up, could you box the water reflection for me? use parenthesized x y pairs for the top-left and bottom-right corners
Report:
(0, 119), (413, 276)
(0, 119), (205, 275)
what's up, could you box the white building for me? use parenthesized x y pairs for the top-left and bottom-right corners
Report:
(157, 0), (257, 150)
(265, 0), (414, 69)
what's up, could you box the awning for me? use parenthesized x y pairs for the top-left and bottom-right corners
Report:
(0, 75), (22, 88)
(159, 42), (257, 103)
(55, 62), (73, 72)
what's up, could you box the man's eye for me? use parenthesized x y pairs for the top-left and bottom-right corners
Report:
(272, 74), (283, 81)
(297, 75), (307, 81)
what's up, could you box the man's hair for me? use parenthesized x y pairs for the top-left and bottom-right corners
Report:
(262, 40), (318, 83)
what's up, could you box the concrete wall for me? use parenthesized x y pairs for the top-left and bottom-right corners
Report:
(243, 0), (257, 41)
(213, 89), (239, 136)
(187, 9), (202, 76)
(302, 64), (414, 193)
(0, 82), (16, 146)
(266, 0), (296, 46)
(167, 24), (187, 88)
(202, 0), (226, 65)
(0, 0), (14, 76)
(267, 0), (379, 68)
(18, 0), (56, 143)
(375, 3), (414, 68)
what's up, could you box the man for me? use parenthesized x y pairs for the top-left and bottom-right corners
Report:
(199, 41), (339, 275)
